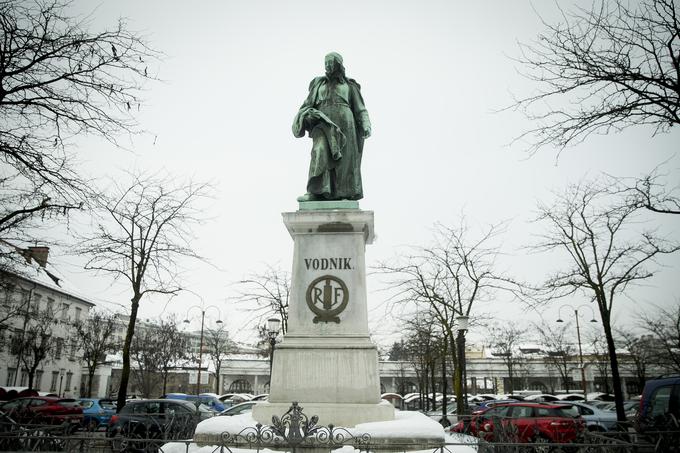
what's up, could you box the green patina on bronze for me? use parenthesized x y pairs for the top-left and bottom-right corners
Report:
(293, 52), (371, 202)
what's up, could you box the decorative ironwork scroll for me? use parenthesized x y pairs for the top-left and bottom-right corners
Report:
(218, 402), (371, 452)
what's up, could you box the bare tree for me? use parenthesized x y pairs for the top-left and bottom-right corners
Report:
(204, 324), (234, 394)
(513, 0), (680, 152)
(608, 168), (680, 215)
(130, 326), (164, 398)
(14, 310), (58, 390)
(586, 331), (613, 395)
(401, 314), (440, 411)
(532, 180), (679, 420)
(0, 0), (158, 258)
(638, 304), (680, 373)
(534, 322), (577, 392)
(74, 310), (120, 397)
(76, 172), (211, 410)
(155, 317), (188, 396)
(615, 328), (654, 393)
(236, 264), (290, 334)
(377, 220), (514, 415)
(488, 322), (528, 394)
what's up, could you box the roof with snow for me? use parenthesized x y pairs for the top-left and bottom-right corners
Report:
(0, 240), (95, 306)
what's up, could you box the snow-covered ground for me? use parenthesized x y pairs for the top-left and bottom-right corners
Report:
(163, 410), (479, 453)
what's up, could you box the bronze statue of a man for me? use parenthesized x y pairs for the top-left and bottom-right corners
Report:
(293, 52), (371, 202)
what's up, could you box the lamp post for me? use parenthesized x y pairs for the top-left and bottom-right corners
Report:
(266, 318), (281, 385)
(456, 315), (469, 416)
(184, 305), (222, 395)
(557, 304), (597, 401)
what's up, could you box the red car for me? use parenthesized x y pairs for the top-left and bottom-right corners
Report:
(0, 397), (83, 425)
(451, 402), (585, 445)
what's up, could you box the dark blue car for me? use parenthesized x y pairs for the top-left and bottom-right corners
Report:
(164, 393), (225, 412)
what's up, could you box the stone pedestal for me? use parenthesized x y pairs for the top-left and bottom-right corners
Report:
(252, 203), (394, 427)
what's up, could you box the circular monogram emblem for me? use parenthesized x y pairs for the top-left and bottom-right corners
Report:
(305, 275), (349, 323)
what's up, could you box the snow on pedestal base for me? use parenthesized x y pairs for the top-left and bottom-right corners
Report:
(191, 409), (446, 448)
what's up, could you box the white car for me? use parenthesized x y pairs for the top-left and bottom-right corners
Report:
(218, 401), (257, 417)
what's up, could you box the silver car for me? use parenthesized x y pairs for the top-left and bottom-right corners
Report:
(557, 401), (619, 431)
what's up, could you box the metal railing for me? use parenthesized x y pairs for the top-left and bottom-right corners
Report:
(0, 403), (678, 453)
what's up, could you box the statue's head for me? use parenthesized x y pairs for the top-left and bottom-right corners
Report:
(324, 52), (346, 80)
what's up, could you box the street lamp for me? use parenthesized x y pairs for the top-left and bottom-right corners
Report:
(456, 315), (469, 416)
(184, 304), (223, 395)
(266, 318), (281, 385)
(557, 304), (597, 401)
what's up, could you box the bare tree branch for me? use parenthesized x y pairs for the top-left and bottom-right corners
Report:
(531, 179), (679, 420)
(75, 171), (212, 410)
(0, 0), (160, 260)
(511, 0), (679, 153)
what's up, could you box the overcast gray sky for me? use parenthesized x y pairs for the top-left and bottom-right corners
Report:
(49, 0), (679, 347)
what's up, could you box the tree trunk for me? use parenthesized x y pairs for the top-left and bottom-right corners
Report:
(430, 360), (436, 410)
(423, 363), (430, 411)
(87, 369), (96, 398)
(601, 309), (626, 422)
(27, 369), (35, 390)
(163, 370), (168, 396)
(214, 365), (221, 394)
(117, 296), (140, 412)
(441, 350), (448, 425)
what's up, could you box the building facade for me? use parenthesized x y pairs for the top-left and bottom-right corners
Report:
(0, 245), (94, 397)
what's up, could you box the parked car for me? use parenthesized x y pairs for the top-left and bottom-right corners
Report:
(596, 399), (639, 418)
(472, 399), (519, 412)
(218, 401), (257, 416)
(251, 394), (269, 401)
(555, 394), (585, 401)
(523, 394), (559, 402)
(107, 399), (213, 448)
(425, 407), (457, 427)
(218, 393), (253, 403)
(451, 402), (585, 445)
(164, 393), (225, 412)
(554, 401), (619, 431)
(637, 375), (680, 433)
(0, 397), (82, 426)
(78, 398), (116, 430)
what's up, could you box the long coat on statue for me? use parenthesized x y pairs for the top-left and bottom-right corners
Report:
(293, 75), (371, 201)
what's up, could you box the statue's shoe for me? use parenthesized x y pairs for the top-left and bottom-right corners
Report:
(297, 193), (315, 202)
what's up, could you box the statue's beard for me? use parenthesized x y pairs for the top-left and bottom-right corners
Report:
(325, 68), (343, 82)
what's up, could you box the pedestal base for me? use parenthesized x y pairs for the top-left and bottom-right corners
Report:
(252, 400), (395, 428)
(268, 340), (383, 404)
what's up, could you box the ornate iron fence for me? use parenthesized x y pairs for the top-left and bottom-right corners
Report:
(0, 401), (678, 453)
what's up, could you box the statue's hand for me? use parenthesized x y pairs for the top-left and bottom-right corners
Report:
(362, 126), (371, 139)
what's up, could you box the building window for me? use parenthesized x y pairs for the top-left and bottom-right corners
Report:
(6, 368), (17, 386)
(10, 329), (24, 355)
(35, 370), (44, 390)
(75, 307), (82, 321)
(46, 298), (55, 316)
(19, 370), (28, 386)
(69, 339), (77, 360)
(32, 294), (42, 315)
(55, 338), (63, 359)
(60, 303), (69, 321)
(0, 326), (6, 351)
(65, 372), (73, 392)
(228, 379), (252, 393)
(20, 288), (30, 311)
(50, 371), (59, 392)
(2, 284), (15, 306)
